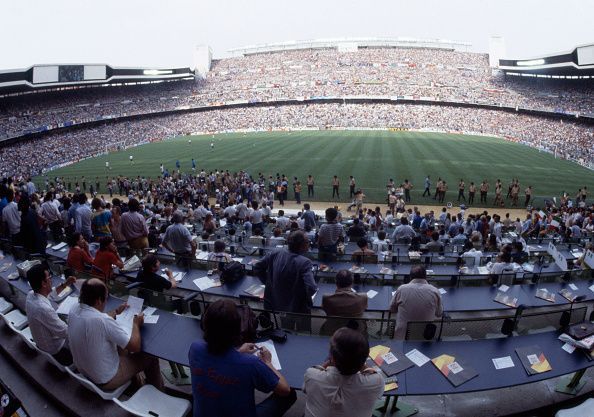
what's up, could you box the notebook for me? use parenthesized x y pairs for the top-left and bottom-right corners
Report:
(431, 354), (478, 387)
(515, 345), (552, 375)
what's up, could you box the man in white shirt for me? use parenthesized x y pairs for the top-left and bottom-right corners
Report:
(162, 211), (195, 256)
(68, 279), (163, 391)
(390, 266), (443, 339)
(25, 264), (76, 365)
(275, 210), (290, 231)
(2, 189), (20, 239)
(303, 327), (384, 417)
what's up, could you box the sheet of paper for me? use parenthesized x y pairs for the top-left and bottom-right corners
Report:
(255, 340), (282, 370)
(116, 296), (144, 338)
(51, 242), (68, 251)
(367, 290), (378, 299)
(193, 276), (221, 291)
(144, 315), (159, 324)
(56, 296), (79, 315)
(498, 285), (510, 292)
(438, 288), (447, 295)
(143, 307), (157, 317)
(392, 290), (396, 297)
(311, 291), (317, 301)
(568, 283), (578, 291)
(232, 257), (244, 263)
(492, 356), (515, 370)
(381, 352), (398, 365)
(405, 349), (430, 367)
(590, 284), (594, 293)
(562, 343), (576, 354)
(527, 354), (540, 365)
(447, 362), (463, 374)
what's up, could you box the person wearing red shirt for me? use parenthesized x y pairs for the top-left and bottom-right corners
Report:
(66, 232), (93, 273)
(93, 236), (124, 281)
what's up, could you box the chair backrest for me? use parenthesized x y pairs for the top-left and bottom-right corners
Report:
(3, 309), (28, 331)
(66, 367), (130, 400)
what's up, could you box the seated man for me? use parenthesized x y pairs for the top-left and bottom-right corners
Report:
(162, 210), (196, 259)
(391, 217), (416, 243)
(136, 254), (177, 291)
(189, 299), (296, 417)
(268, 227), (286, 246)
(425, 231), (444, 253)
(321, 270), (368, 336)
(351, 238), (377, 263)
(346, 218), (366, 241)
(303, 327), (384, 417)
(510, 241), (528, 264)
(25, 264), (76, 365)
(390, 265), (443, 339)
(68, 278), (164, 390)
(207, 240), (233, 270)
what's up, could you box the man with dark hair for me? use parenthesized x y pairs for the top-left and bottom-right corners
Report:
(189, 299), (295, 417)
(120, 198), (149, 251)
(317, 208), (344, 261)
(254, 231), (317, 317)
(346, 218), (366, 240)
(390, 265), (443, 339)
(136, 254), (177, 291)
(425, 231), (444, 253)
(25, 264), (76, 365)
(68, 278), (163, 390)
(303, 327), (384, 416)
(321, 270), (368, 335)
(331, 175), (340, 199)
(162, 210), (196, 257)
(302, 203), (316, 230)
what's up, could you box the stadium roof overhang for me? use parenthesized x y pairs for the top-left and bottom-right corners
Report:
(0, 65), (195, 96)
(498, 44), (594, 78)
(228, 37), (472, 56)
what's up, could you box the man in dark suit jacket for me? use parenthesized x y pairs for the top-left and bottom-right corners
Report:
(321, 270), (368, 335)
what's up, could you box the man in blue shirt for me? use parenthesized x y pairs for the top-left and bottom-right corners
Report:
(189, 299), (295, 417)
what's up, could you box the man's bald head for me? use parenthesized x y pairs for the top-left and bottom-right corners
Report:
(79, 278), (108, 308)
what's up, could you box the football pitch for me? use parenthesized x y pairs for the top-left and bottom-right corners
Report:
(43, 130), (594, 207)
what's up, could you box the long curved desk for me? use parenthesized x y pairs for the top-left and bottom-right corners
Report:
(1, 256), (593, 405)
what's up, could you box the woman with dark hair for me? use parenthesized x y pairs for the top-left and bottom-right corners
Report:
(188, 299), (295, 417)
(19, 195), (47, 254)
(303, 327), (384, 417)
(66, 232), (93, 273)
(93, 236), (124, 281)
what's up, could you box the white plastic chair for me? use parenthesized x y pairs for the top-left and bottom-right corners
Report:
(555, 398), (594, 417)
(0, 297), (13, 314)
(113, 385), (191, 417)
(3, 309), (28, 331)
(66, 367), (130, 400)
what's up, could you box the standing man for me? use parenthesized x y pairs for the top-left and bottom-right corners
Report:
(524, 185), (532, 207)
(254, 231), (317, 330)
(480, 180), (489, 204)
(349, 176), (356, 199)
(403, 179), (413, 203)
(457, 179), (466, 202)
(307, 175), (315, 198)
(433, 177), (442, 200)
(332, 175), (340, 199)
(302, 203), (316, 230)
(423, 175), (431, 197)
(390, 265), (443, 339)
(468, 182), (476, 205)
(317, 208), (345, 261)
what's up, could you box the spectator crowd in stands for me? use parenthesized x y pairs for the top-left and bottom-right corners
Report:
(0, 102), (592, 181)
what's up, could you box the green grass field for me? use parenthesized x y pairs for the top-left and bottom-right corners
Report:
(41, 130), (594, 207)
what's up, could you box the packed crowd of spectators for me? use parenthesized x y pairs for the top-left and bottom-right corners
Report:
(1, 102), (591, 180)
(2, 47), (593, 141)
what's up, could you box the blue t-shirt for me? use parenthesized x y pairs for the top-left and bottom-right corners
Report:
(189, 341), (279, 417)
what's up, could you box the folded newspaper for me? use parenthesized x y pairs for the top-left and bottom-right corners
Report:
(558, 333), (594, 350)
